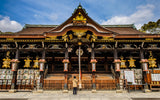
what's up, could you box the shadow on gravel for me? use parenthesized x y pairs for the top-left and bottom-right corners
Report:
(132, 98), (160, 100)
(0, 98), (28, 100)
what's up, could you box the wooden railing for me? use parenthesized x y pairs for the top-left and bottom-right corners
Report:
(43, 80), (64, 90)
(67, 80), (92, 90)
(43, 79), (116, 90)
(96, 80), (116, 90)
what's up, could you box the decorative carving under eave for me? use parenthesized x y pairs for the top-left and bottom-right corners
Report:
(1, 44), (9, 49)
(48, 44), (59, 49)
(149, 44), (158, 48)
(21, 44), (42, 49)
(2, 51), (11, 68)
(128, 57), (136, 68)
(124, 44), (131, 48)
(148, 51), (157, 68)
(96, 44), (113, 49)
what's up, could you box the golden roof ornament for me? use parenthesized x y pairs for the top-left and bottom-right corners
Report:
(120, 56), (127, 68)
(33, 56), (39, 68)
(24, 56), (32, 68)
(2, 51), (11, 68)
(73, 12), (87, 25)
(148, 51), (157, 68)
(128, 57), (136, 68)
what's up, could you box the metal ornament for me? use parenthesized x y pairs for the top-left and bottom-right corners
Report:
(148, 51), (157, 68)
(33, 57), (39, 68)
(120, 57), (126, 68)
(24, 57), (31, 68)
(128, 57), (136, 68)
(2, 51), (11, 68)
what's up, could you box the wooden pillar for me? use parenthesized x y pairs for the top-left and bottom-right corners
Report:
(113, 48), (120, 90)
(140, 47), (150, 91)
(114, 48), (118, 59)
(140, 48), (144, 59)
(39, 49), (45, 89)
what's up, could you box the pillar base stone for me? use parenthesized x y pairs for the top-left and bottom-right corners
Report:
(8, 89), (16, 93)
(92, 89), (96, 93)
(144, 89), (151, 93)
(116, 89), (123, 93)
(63, 89), (68, 93)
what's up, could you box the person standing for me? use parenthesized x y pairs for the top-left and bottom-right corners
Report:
(72, 76), (78, 95)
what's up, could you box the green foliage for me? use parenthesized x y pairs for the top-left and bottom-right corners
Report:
(140, 19), (160, 34)
(0, 30), (13, 34)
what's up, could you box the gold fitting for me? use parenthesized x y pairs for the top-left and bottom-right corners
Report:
(78, 42), (82, 45)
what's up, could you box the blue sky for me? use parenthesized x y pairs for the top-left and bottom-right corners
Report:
(0, 0), (160, 32)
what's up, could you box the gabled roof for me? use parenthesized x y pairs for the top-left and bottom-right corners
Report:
(46, 4), (116, 35)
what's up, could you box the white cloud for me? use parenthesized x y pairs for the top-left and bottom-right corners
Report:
(101, 4), (155, 29)
(0, 16), (23, 32)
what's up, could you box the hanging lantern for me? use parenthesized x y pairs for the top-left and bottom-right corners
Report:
(140, 59), (148, 71)
(148, 51), (157, 68)
(120, 56), (127, 68)
(11, 59), (20, 71)
(24, 57), (31, 68)
(128, 57), (136, 68)
(114, 59), (121, 72)
(39, 59), (46, 71)
(2, 51), (11, 68)
(62, 59), (69, 72)
(90, 59), (97, 72)
(2, 57), (11, 68)
(33, 57), (39, 68)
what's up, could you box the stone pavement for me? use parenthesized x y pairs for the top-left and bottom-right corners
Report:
(0, 90), (160, 100)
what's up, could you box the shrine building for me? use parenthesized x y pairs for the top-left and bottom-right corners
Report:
(0, 4), (160, 92)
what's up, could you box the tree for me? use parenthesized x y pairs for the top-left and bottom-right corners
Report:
(140, 19), (160, 34)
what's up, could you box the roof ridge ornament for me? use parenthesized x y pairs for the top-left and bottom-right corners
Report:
(78, 3), (82, 9)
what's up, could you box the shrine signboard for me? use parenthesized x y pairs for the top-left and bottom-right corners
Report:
(124, 70), (135, 84)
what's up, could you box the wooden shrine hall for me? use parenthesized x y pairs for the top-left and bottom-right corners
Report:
(0, 4), (160, 92)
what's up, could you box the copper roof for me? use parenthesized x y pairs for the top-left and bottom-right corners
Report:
(16, 27), (54, 35)
(105, 27), (145, 35)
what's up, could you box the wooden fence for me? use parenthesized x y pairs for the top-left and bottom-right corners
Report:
(43, 80), (64, 90)
(96, 80), (116, 90)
